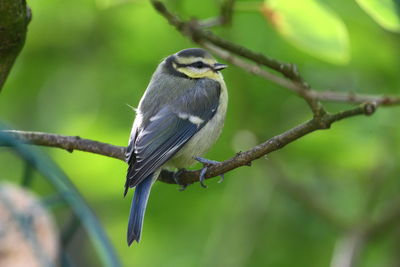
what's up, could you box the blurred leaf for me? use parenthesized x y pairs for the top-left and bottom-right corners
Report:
(261, 0), (350, 64)
(356, 0), (400, 32)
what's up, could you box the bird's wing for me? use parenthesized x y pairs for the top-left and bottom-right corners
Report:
(125, 80), (221, 191)
(125, 120), (139, 164)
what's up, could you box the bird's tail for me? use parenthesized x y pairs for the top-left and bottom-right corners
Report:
(127, 174), (154, 245)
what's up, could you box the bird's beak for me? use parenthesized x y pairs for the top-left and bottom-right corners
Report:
(213, 63), (228, 71)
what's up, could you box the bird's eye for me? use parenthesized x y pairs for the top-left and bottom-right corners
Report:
(192, 61), (204, 68)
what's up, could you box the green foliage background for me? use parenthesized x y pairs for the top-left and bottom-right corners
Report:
(1, 0), (400, 266)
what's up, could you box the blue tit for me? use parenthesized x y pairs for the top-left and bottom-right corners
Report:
(124, 48), (228, 245)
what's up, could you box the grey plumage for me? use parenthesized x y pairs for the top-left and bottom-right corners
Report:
(125, 48), (228, 245)
(176, 47), (209, 58)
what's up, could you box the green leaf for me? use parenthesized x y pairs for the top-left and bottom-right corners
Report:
(262, 0), (350, 64)
(356, 0), (400, 32)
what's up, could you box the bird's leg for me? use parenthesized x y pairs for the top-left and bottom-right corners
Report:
(173, 168), (188, 191)
(194, 157), (225, 188)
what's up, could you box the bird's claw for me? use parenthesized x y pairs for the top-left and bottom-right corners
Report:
(194, 157), (224, 188)
(173, 168), (188, 191)
(217, 173), (224, 184)
(194, 157), (220, 166)
(199, 167), (208, 188)
(178, 184), (188, 191)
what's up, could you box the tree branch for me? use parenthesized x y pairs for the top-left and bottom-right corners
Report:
(0, 103), (377, 186)
(151, 0), (400, 110)
(1, 130), (126, 161)
(0, 0), (31, 92)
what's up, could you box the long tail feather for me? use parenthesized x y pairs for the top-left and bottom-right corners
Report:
(127, 174), (154, 245)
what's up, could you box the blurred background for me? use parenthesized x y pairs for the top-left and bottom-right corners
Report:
(1, 0), (400, 266)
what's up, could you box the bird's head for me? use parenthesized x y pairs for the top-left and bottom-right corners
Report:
(164, 48), (227, 79)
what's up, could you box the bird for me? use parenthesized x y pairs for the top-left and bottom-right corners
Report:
(124, 48), (228, 245)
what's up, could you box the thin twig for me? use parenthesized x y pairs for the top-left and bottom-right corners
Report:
(310, 90), (400, 106)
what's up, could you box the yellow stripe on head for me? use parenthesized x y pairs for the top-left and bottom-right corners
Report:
(175, 56), (216, 66)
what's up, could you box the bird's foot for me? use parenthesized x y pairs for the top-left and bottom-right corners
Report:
(173, 168), (188, 191)
(194, 157), (224, 188)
